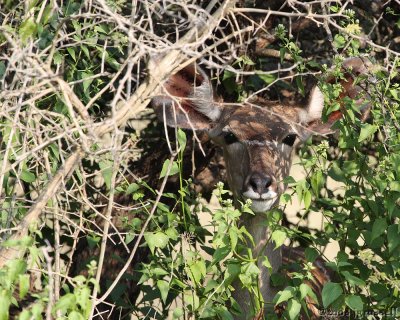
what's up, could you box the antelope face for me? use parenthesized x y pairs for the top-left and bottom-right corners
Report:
(151, 59), (371, 213)
(208, 104), (300, 212)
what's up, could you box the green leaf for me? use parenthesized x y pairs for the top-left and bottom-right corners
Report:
(212, 246), (231, 265)
(77, 287), (91, 316)
(224, 263), (240, 285)
(296, 76), (305, 96)
(274, 287), (294, 305)
(262, 256), (272, 273)
(358, 124), (378, 142)
(200, 306), (217, 318)
(67, 47), (76, 62)
(177, 129), (187, 151)
(165, 227), (179, 241)
(257, 73), (276, 84)
(296, 183), (304, 204)
(334, 34), (346, 48)
(81, 45), (90, 59)
(171, 278), (187, 290)
(370, 283), (389, 300)
(151, 267), (169, 276)
(188, 259), (206, 284)
(99, 160), (113, 189)
(157, 279), (169, 304)
(328, 162), (346, 182)
(31, 302), (44, 319)
(311, 170), (324, 196)
(28, 0), (39, 10)
(125, 183), (140, 195)
(341, 271), (366, 287)
(303, 189), (312, 209)
(19, 274), (30, 299)
(204, 279), (218, 294)
(68, 311), (84, 320)
(239, 262), (260, 287)
(345, 295), (363, 311)
(287, 299), (301, 320)
(389, 88), (399, 101)
(18, 310), (31, 320)
(388, 224), (400, 254)
(7, 259), (27, 283)
(322, 282), (343, 308)
(299, 283), (318, 304)
(20, 169), (36, 183)
(172, 307), (184, 319)
(280, 193), (292, 204)
(53, 51), (63, 65)
(304, 247), (319, 263)
(283, 176), (296, 184)
(159, 159), (180, 178)
(216, 306), (234, 320)
(0, 289), (11, 320)
(222, 69), (235, 81)
(239, 55), (255, 66)
(184, 291), (200, 309)
(280, 47), (287, 63)
(229, 228), (238, 249)
(371, 218), (387, 241)
(2, 236), (33, 249)
(54, 293), (76, 314)
(243, 262), (259, 276)
(271, 229), (286, 249)
(81, 72), (94, 92)
(144, 232), (169, 254)
(72, 275), (86, 284)
(19, 17), (37, 42)
(41, 4), (54, 25)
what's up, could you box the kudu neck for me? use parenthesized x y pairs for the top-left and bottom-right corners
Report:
(232, 200), (283, 319)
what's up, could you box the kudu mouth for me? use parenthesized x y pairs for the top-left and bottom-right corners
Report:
(241, 172), (279, 213)
(241, 194), (279, 213)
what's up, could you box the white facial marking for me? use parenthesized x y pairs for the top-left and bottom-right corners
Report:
(242, 140), (277, 147)
(242, 189), (278, 213)
(248, 198), (277, 213)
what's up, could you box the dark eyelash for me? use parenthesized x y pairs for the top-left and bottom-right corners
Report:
(282, 134), (297, 146)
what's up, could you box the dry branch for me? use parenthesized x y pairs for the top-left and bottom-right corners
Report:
(0, 148), (83, 266)
(0, 0), (237, 268)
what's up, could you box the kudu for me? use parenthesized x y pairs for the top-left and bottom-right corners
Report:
(151, 57), (372, 319)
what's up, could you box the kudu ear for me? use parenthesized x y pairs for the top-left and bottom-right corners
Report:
(151, 63), (221, 130)
(298, 57), (373, 139)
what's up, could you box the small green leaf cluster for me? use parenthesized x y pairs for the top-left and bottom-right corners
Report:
(0, 234), (98, 319)
(52, 269), (98, 320)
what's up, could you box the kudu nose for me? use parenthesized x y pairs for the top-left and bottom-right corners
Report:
(248, 172), (272, 195)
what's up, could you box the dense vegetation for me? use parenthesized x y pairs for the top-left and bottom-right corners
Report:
(0, 1), (399, 319)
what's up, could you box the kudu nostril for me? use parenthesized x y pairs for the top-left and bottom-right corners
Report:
(248, 173), (272, 195)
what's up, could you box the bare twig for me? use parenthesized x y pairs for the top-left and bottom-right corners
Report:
(0, 0), (238, 269)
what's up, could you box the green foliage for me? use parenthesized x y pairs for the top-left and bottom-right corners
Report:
(1, 1), (399, 319)
(134, 177), (250, 318)
(0, 232), (98, 319)
(290, 56), (400, 318)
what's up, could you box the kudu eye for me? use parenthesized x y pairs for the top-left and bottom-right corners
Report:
(282, 134), (297, 147)
(224, 132), (238, 145)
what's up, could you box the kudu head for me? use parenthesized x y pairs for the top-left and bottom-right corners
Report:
(151, 58), (371, 213)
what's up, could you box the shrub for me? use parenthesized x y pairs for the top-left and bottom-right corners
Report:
(0, 1), (399, 319)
